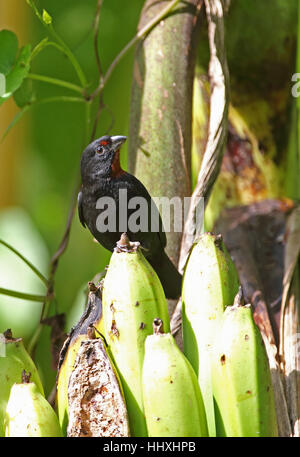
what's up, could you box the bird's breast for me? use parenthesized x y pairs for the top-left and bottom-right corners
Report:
(111, 149), (125, 179)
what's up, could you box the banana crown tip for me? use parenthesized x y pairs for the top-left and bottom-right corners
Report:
(21, 370), (31, 384)
(88, 281), (102, 297)
(88, 281), (98, 293)
(194, 232), (224, 250)
(153, 318), (164, 335)
(3, 328), (22, 343)
(232, 286), (245, 307)
(213, 233), (224, 250)
(115, 233), (140, 253)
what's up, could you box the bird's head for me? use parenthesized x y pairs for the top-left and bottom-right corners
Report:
(80, 135), (127, 183)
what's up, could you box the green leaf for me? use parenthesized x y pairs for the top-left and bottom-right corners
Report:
(0, 30), (18, 75)
(13, 78), (34, 107)
(5, 44), (31, 94)
(42, 9), (52, 25)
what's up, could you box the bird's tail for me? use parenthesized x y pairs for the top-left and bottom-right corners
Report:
(149, 250), (182, 300)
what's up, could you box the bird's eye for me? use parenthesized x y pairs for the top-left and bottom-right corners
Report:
(96, 145), (104, 154)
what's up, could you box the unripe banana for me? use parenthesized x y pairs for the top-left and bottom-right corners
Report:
(182, 232), (240, 436)
(142, 319), (208, 437)
(212, 300), (278, 437)
(0, 329), (44, 437)
(102, 234), (170, 437)
(56, 281), (103, 434)
(5, 371), (62, 437)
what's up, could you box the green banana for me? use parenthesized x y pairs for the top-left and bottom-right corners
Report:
(142, 319), (208, 437)
(182, 232), (240, 436)
(212, 299), (278, 437)
(56, 281), (103, 434)
(5, 371), (62, 437)
(102, 233), (170, 437)
(0, 329), (44, 437)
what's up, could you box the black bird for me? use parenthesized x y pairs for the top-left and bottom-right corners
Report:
(78, 134), (182, 299)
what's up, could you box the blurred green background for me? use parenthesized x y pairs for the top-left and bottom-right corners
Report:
(0, 0), (144, 395)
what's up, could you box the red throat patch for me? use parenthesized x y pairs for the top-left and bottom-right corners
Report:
(111, 149), (125, 178)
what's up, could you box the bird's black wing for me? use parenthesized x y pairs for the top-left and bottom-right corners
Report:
(77, 190), (86, 228)
(122, 173), (167, 249)
(157, 214), (167, 248)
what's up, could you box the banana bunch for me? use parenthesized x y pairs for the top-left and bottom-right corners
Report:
(142, 318), (208, 437)
(5, 371), (62, 437)
(36, 229), (278, 437)
(56, 281), (104, 434)
(0, 329), (44, 437)
(102, 234), (170, 437)
(182, 233), (240, 436)
(212, 299), (278, 437)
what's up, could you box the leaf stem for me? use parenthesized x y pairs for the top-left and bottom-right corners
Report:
(93, 0), (104, 82)
(27, 73), (84, 94)
(30, 39), (66, 62)
(0, 287), (48, 302)
(37, 96), (86, 105)
(84, 100), (92, 146)
(27, 299), (51, 355)
(47, 24), (87, 88)
(0, 239), (49, 286)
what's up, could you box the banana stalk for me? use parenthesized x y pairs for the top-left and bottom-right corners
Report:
(129, 0), (202, 267)
(102, 234), (170, 437)
(0, 329), (44, 437)
(56, 281), (103, 434)
(181, 232), (239, 436)
(5, 371), (62, 437)
(212, 299), (278, 437)
(142, 318), (208, 437)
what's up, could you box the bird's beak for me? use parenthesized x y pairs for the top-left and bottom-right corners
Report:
(110, 135), (127, 152)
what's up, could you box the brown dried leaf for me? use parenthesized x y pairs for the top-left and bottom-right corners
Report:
(279, 206), (300, 436)
(57, 282), (102, 375)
